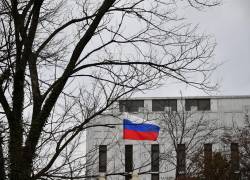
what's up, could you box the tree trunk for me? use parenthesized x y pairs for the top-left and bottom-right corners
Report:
(0, 135), (5, 180)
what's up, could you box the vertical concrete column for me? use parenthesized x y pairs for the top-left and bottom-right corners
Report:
(204, 143), (212, 180)
(176, 144), (186, 180)
(231, 143), (240, 180)
(144, 99), (152, 112)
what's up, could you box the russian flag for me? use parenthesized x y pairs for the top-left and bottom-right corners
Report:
(123, 119), (160, 141)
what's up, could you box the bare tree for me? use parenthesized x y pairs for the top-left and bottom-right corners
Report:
(0, 0), (219, 179)
(158, 103), (219, 178)
(221, 113), (250, 179)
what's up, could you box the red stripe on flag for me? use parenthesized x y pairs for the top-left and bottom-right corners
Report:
(123, 129), (158, 141)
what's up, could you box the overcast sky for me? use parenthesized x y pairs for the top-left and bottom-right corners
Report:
(136, 0), (250, 97)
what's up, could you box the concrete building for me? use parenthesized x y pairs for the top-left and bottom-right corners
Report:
(86, 96), (250, 180)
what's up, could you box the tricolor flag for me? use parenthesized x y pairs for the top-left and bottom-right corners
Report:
(123, 118), (160, 141)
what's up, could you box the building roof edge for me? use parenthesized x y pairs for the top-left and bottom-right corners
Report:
(118, 95), (250, 100)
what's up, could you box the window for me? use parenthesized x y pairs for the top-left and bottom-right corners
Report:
(177, 144), (186, 176)
(151, 144), (159, 172)
(125, 145), (133, 180)
(185, 99), (197, 111)
(125, 174), (132, 180)
(231, 143), (239, 171)
(185, 99), (210, 111)
(151, 144), (159, 180)
(99, 145), (107, 172)
(152, 174), (159, 180)
(152, 99), (177, 111)
(119, 100), (144, 112)
(198, 99), (210, 111)
(125, 145), (133, 172)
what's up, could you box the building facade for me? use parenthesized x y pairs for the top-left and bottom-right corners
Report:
(86, 96), (250, 180)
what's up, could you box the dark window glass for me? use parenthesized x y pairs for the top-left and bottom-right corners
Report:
(185, 99), (210, 111)
(125, 174), (132, 180)
(169, 100), (177, 111)
(177, 144), (186, 175)
(152, 174), (159, 180)
(152, 99), (177, 111)
(119, 100), (144, 112)
(99, 145), (107, 172)
(125, 145), (133, 172)
(151, 144), (159, 172)
(185, 99), (197, 111)
(198, 99), (210, 111)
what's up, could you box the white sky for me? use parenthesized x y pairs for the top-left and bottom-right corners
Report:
(136, 0), (250, 97)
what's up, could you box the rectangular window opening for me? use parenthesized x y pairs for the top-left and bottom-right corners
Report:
(198, 99), (210, 111)
(99, 145), (107, 173)
(152, 174), (159, 180)
(119, 100), (144, 112)
(152, 99), (177, 112)
(151, 144), (159, 172)
(185, 99), (210, 111)
(125, 145), (133, 172)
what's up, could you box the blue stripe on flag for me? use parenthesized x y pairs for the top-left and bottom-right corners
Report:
(123, 119), (160, 132)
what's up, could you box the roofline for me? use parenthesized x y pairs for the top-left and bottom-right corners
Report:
(119, 95), (250, 100)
